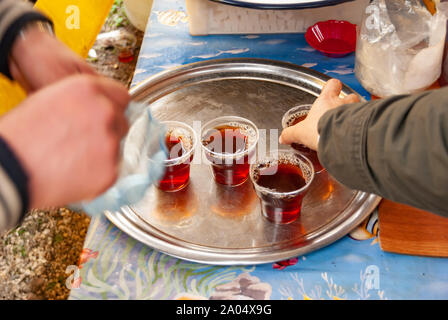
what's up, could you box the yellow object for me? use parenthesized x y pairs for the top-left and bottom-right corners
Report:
(35, 0), (114, 58)
(422, 0), (437, 15)
(0, 78), (26, 116)
(0, 0), (114, 115)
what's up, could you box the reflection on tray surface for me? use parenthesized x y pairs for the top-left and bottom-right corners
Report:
(210, 180), (257, 219)
(307, 170), (335, 203)
(153, 184), (198, 225)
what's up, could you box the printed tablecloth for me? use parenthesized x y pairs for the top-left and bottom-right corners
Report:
(69, 0), (448, 300)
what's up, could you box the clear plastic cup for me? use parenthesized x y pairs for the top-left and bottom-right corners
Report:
(250, 150), (314, 224)
(201, 116), (259, 187)
(156, 121), (197, 192)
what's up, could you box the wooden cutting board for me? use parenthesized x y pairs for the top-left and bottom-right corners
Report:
(378, 200), (448, 257)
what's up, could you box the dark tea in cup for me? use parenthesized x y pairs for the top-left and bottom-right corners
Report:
(250, 150), (314, 224)
(201, 116), (259, 187)
(157, 121), (197, 192)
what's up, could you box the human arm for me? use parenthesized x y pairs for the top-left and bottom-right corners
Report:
(0, 74), (130, 231)
(280, 79), (448, 217)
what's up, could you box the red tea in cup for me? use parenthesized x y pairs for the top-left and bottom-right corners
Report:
(157, 121), (197, 192)
(250, 151), (314, 224)
(201, 116), (259, 187)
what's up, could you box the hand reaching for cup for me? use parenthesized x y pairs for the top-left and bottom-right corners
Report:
(279, 79), (360, 151)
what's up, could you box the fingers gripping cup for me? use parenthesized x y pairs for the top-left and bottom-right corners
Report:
(155, 121), (197, 192)
(282, 104), (325, 173)
(250, 150), (314, 224)
(201, 116), (259, 187)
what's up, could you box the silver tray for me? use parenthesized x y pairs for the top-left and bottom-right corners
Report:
(106, 58), (381, 265)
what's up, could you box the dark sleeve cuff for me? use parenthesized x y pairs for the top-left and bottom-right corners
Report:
(0, 136), (29, 221)
(0, 11), (53, 80)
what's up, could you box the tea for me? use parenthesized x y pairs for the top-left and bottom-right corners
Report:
(165, 134), (186, 159)
(255, 162), (308, 224)
(285, 114), (307, 128)
(201, 118), (258, 186)
(202, 125), (248, 155)
(157, 122), (196, 192)
(256, 162), (307, 192)
(250, 151), (314, 224)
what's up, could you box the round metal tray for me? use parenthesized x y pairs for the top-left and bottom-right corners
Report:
(106, 58), (381, 265)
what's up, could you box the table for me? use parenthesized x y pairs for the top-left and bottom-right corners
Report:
(69, 0), (448, 300)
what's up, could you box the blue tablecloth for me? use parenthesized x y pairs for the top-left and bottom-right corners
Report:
(69, 0), (448, 300)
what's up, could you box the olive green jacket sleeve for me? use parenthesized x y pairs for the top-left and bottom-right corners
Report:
(317, 87), (448, 217)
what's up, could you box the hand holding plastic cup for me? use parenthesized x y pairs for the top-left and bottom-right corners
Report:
(153, 121), (198, 192)
(282, 104), (325, 174)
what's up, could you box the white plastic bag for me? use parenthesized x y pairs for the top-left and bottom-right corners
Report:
(355, 0), (447, 97)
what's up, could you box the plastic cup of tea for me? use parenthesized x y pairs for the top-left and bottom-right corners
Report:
(250, 150), (314, 224)
(155, 121), (197, 192)
(281, 104), (325, 173)
(201, 116), (259, 187)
